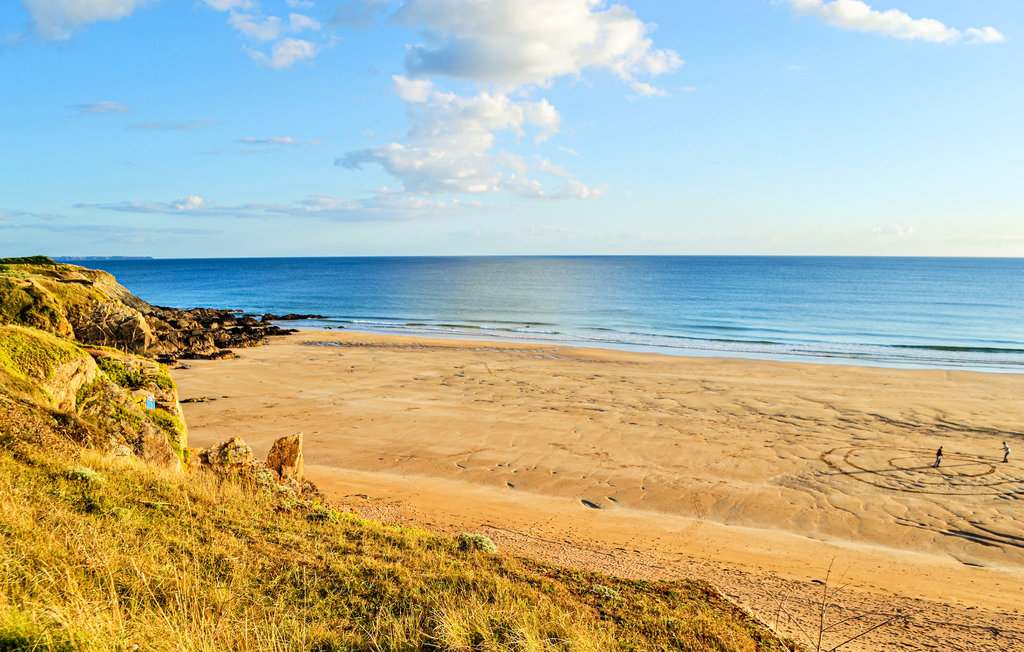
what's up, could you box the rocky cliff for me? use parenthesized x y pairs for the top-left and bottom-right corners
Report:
(0, 256), (293, 361)
(0, 256), (297, 469)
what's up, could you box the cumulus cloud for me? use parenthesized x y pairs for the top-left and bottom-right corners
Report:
(788, 0), (1004, 44)
(340, 78), (600, 199)
(75, 101), (130, 116)
(202, 0), (324, 68)
(339, 1), (679, 209)
(393, 0), (683, 88)
(23, 0), (150, 39)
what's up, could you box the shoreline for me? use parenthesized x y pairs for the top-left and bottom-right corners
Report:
(175, 329), (1024, 651)
(287, 322), (1024, 375)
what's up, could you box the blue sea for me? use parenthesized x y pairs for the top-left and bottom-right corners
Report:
(76, 257), (1024, 373)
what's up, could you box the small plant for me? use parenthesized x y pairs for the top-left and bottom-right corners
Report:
(307, 504), (340, 523)
(589, 584), (621, 601)
(65, 465), (101, 484)
(458, 533), (498, 553)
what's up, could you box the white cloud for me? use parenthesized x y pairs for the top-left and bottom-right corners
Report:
(340, 84), (591, 199)
(629, 81), (668, 98)
(339, 0), (679, 213)
(172, 196), (211, 211)
(24, 0), (150, 40)
(789, 0), (1004, 44)
(286, 0), (315, 7)
(393, 0), (683, 89)
(247, 38), (319, 68)
(76, 196), (214, 214)
(229, 13), (285, 41)
(966, 27), (1006, 45)
(228, 11), (321, 41)
(392, 75), (434, 103)
(75, 101), (130, 116)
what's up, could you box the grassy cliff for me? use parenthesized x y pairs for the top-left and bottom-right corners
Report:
(0, 432), (794, 652)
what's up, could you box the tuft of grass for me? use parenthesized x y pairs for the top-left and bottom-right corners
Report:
(0, 433), (796, 652)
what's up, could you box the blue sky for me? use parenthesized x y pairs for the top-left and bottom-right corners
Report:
(1, 0), (1021, 257)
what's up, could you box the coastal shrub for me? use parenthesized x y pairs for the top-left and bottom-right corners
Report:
(458, 533), (498, 553)
(97, 355), (147, 388)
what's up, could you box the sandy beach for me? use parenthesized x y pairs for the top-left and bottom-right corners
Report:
(174, 330), (1024, 651)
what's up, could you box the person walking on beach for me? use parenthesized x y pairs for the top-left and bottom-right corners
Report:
(1002, 441), (1011, 463)
(933, 446), (943, 468)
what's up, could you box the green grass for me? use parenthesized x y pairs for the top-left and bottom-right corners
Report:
(96, 356), (148, 389)
(0, 278), (72, 336)
(0, 423), (795, 652)
(0, 256), (56, 266)
(0, 326), (83, 380)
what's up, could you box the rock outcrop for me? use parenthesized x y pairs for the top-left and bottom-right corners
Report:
(189, 434), (317, 497)
(191, 436), (255, 469)
(266, 433), (304, 481)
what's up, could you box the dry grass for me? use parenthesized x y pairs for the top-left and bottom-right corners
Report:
(0, 433), (796, 652)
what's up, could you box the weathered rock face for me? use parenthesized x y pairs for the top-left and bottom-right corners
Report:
(66, 301), (155, 354)
(267, 433), (304, 481)
(43, 355), (98, 413)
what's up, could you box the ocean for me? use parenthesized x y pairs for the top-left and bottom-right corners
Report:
(78, 256), (1024, 373)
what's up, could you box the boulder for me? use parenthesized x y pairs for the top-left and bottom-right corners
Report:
(267, 433), (304, 481)
(193, 436), (255, 469)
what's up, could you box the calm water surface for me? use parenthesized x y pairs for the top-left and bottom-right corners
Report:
(78, 257), (1024, 373)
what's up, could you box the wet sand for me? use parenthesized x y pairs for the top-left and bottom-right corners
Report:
(174, 330), (1024, 651)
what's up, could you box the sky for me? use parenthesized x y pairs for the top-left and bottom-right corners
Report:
(1, 0), (1021, 257)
